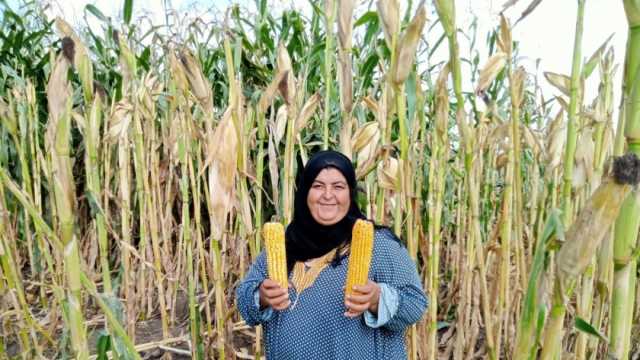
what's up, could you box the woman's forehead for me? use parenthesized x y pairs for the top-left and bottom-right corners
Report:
(313, 167), (347, 182)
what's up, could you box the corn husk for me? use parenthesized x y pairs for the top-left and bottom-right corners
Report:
(376, 0), (400, 49)
(207, 109), (238, 239)
(572, 127), (595, 189)
(392, 4), (427, 85)
(435, 64), (450, 137)
(511, 66), (527, 108)
(258, 71), (287, 114)
(497, 14), (512, 55)
(277, 43), (295, 105)
(556, 153), (640, 292)
(475, 53), (507, 95)
(377, 157), (398, 190)
(179, 49), (213, 113)
(352, 122), (380, 154)
(274, 105), (288, 145)
(295, 93), (321, 133)
(545, 110), (566, 173)
(56, 18), (93, 100)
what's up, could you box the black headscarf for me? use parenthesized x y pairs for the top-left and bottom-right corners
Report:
(285, 150), (365, 272)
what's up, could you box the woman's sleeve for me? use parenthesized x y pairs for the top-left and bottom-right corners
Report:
(235, 251), (273, 326)
(369, 229), (428, 332)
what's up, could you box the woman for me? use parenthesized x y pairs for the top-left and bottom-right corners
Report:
(236, 150), (427, 359)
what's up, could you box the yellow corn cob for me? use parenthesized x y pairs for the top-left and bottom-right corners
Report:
(263, 222), (288, 289)
(345, 219), (374, 295)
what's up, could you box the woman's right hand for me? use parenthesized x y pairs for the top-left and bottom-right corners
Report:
(259, 279), (290, 310)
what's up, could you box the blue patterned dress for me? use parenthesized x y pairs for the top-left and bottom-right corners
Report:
(236, 228), (428, 359)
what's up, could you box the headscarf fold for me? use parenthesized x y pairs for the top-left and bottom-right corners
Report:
(285, 150), (365, 272)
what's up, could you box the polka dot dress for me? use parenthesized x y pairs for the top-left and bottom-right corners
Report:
(236, 228), (428, 360)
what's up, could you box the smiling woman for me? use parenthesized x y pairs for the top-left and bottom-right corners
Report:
(235, 150), (428, 359)
(306, 167), (351, 225)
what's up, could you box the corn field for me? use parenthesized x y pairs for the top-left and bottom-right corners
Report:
(1, 0), (640, 358)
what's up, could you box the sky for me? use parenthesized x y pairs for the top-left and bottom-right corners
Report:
(28, 0), (630, 114)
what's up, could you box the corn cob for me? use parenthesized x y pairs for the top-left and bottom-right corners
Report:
(263, 222), (288, 288)
(345, 219), (375, 295)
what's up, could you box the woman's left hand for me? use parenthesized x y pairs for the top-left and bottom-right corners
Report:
(344, 280), (381, 318)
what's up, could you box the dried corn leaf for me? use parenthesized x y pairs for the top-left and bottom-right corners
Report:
(544, 72), (571, 96)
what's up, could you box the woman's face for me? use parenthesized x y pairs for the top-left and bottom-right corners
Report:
(306, 167), (351, 225)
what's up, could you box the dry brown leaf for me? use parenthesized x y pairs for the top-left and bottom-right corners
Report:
(544, 72), (571, 96)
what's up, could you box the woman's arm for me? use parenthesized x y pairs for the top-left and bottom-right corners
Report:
(235, 252), (274, 326)
(368, 229), (428, 331)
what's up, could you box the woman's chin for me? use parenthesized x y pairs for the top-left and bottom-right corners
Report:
(316, 214), (340, 225)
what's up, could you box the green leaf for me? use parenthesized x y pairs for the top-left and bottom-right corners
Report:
(355, 11), (378, 27)
(574, 316), (607, 342)
(123, 0), (133, 25)
(582, 33), (613, 80)
(85, 4), (107, 22)
(96, 331), (111, 360)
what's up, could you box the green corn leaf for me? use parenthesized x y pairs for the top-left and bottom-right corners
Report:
(96, 331), (111, 360)
(123, 0), (133, 25)
(575, 316), (608, 342)
(355, 11), (378, 27)
(85, 4), (107, 22)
